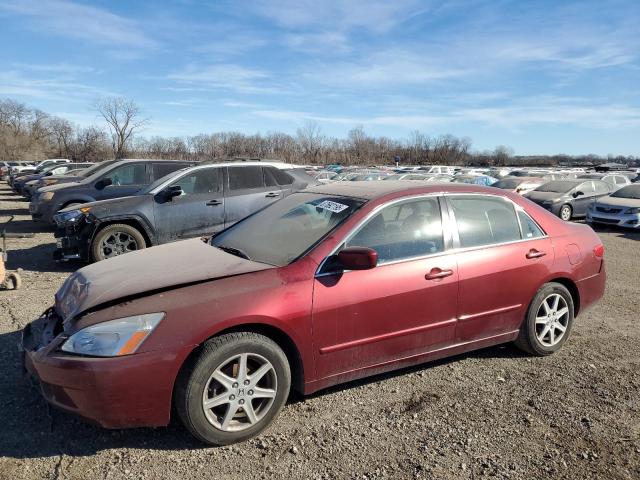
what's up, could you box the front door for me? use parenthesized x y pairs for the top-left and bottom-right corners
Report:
(153, 167), (224, 243)
(312, 196), (459, 379)
(572, 181), (597, 216)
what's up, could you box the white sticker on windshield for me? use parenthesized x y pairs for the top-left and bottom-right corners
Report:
(316, 200), (349, 213)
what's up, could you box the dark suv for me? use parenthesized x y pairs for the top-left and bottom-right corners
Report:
(53, 162), (317, 262)
(30, 159), (193, 225)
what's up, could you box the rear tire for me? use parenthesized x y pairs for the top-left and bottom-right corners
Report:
(175, 332), (291, 446)
(515, 282), (574, 356)
(91, 223), (146, 262)
(559, 204), (572, 221)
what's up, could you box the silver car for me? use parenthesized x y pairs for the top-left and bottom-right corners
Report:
(586, 184), (640, 229)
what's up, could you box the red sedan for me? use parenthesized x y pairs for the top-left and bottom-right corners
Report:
(22, 181), (606, 445)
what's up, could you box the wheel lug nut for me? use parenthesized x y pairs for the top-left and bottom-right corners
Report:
(229, 395), (235, 400)
(248, 390), (254, 396)
(232, 382), (238, 388)
(244, 380), (250, 385)
(239, 399), (245, 405)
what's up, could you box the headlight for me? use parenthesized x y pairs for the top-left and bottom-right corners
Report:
(625, 207), (640, 214)
(54, 207), (90, 224)
(61, 313), (165, 357)
(40, 191), (55, 202)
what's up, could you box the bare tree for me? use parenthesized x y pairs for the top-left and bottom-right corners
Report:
(296, 121), (324, 164)
(95, 97), (147, 159)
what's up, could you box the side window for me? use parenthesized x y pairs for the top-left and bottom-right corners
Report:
(153, 163), (184, 180)
(450, 195), (521, 248)
(104, 164), (146, 186)
(593, 181), (609, 194)
(228, 166), (264, 191)
(272, 168), (295, 185)
(615, 176), (627, 185)
(171, 169), (220, 195)
(579, 181), (595, 194)
(346, 197), (444, 263)
(517, 210), (544, 239)
(263, 167), (279, 187)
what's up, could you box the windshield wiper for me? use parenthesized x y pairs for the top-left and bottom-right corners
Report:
(216, 244), (252, 261)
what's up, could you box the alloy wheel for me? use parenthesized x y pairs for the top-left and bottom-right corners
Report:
(202, 353), (277, 432)
(560, 206), (571, 221)
(100, 232), (139, 258)
(535, 293), (569, 347)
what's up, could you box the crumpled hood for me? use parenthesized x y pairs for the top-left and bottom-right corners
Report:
(595, 196), (640, 208)
(58, 194), (144, 213)
(55, 238), (273, 320)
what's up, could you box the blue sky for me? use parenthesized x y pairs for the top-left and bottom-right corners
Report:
(0, 0), (639, 155)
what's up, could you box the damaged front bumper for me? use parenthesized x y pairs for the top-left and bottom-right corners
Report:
(53, 215), (96, 262)
(22, 308), (175, 429)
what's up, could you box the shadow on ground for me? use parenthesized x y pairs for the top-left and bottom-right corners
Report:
(591, 224), (640, 241)
(5, 244), (77, 273)
(0, 326), (526, 459)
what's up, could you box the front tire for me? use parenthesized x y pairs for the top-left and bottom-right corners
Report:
(559, 204), (572, 221)
(175, 332), (291, 446)
(515, 282), (574, 356)
(91, 223), (146, 262)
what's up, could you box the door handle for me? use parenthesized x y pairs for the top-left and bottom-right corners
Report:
(265, 192), (280, 198)
(206, 199), (222, 206)
(526, 249), (546, 259)
(425, 268), (454, 280)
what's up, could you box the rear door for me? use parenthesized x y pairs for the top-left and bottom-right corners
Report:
(223, 166), (282, 227)
(573, 181), (596, 215)
(446, 194), (554, 341)
(153, 167), (224, 243)
(95, 162), (148, 200)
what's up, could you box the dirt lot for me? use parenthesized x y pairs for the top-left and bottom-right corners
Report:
(0, 183), (638, 480)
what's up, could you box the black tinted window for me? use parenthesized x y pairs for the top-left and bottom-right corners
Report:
(450, 195), (521, 247)
(104, 164), (146, 186)
(228, 166), (264, 190)
(171, 168), (220, 195)
(154, 163), (185, 180)
(263, 167), (279, 187)
(347, 198), (443, 262)
(272, 168), (294, 185)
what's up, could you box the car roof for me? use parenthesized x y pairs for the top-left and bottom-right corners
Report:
(304, 180), (512, 200)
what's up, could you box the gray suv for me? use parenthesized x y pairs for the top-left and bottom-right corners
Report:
(30, 159), (193, 225)
(53, 162), (317, 262)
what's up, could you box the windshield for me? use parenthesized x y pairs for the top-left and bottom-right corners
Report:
(212, 193), (365, 266)
(611, 185), (640, 199)
(493, 178), (521, 189)
(139, 167), (189, 194)
(534, 181), (578, 193)
(78, 160), (118, 178)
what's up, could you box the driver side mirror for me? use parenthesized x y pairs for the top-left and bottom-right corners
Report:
(95, 177), (113, 190)
(163, 185), (183, 201)
(337, 246), (378, 271)
(573, 190), (584, 198)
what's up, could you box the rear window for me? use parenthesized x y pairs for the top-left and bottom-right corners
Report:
(228, 166), (264, 190)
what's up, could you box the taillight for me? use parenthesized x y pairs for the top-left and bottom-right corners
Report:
(593, 244), (604, 258)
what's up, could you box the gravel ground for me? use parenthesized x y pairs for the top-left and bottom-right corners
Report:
(0, 183), (639, 480)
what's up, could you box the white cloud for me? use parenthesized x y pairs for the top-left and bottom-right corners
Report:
(251, 0), (425, 33)
(0, 0), (156, 48)
(168, 64), (276, 94)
